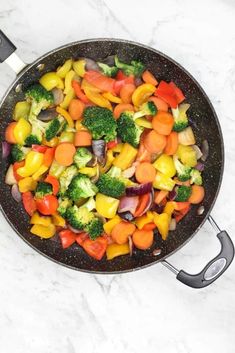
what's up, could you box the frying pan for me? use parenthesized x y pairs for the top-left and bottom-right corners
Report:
(0, 30), (234, 288)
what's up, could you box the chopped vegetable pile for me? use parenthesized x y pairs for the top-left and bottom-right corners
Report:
(3, 55), (206, 261)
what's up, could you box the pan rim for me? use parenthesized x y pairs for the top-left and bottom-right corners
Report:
(0, 38), (225, 274)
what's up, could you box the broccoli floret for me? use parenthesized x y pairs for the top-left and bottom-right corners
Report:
(59, 165), (78, 196)
(96, 173), (125, 198)
(133, 102), (157, 120)
(35, 182), (52, 199)
(114, 56), (145, 77)
(117, 111), (144, 148)
(173, 156), (192, 181)
(25, 84), (53, 119)
(175, 186), (192, 202)
(57, 197), (72, 217)
(11, 144), (30, 162)
(172, 106), (189, 132)
(73, 148), (93, 169)
(67, 173), (98, 201)
(66, 204), (94, 230)
(85, 218), (104, 240)
(190, 169), (203, 186)
(83, 107), (117, 142)
(97, 62), (118, 77)
(45, 116), (65, 141)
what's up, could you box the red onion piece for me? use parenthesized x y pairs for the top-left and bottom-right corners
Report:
(126, 182), (152, 196)
(67, 224), (84, 233)
(169, 218), (176, 231)
(192, 145), (203, 160)
(137, 191), (154, 217)
(201, 140), (209, 162)
(38, 108), (58, 121)
(2, 141), (11, 159)
(119, 211), (135, 221)
(11, 184), (21, 203)
(135, 77), (143, 86)
(118, 196), (139, 214)
(195, 162), (204, 171)
(101, 55), (115, 66)
(150, 203), (164, 214)
(92, 140), (106, 166)
(168, 189), (177, 200)
(84, 58), (100, 72)
(122, 165), (136, 179)
(52, 88), (64, 105)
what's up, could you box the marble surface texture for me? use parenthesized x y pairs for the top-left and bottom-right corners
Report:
(0, 0), (235, 352)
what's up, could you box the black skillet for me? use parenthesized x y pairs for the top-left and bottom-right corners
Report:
(0, 30), (234, 288)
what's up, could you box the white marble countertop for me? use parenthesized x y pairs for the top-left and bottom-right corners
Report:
(0, 0), (235, 352)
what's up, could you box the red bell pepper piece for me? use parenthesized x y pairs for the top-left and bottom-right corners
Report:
(76, 232), (89, 246)
(31, 145), (47, 153)
(84, 71), (116, 94)
(43, 147), (55, 167)
(35, 195), (58, 216)
(82, 237), (108, 260)
(72, 80), (90, 104)
(114, 71), (135, 95)
(13, 161), (25, 181)
(174, 204), (191, 223)
(22, 191), (37, 216)
(169, 82), (185, 104)
(59, 229), (77, 249)
(44, 174), (60, 195)
(106, 139), (118, 149)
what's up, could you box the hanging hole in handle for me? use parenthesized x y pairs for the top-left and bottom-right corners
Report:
(204, 257), (226, 280)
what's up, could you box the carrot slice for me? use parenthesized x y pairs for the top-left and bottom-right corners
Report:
(84, 71), (115, 94)
(188, 185), (205, 204)
(68, 99), (85, 120)
(72, 80), (90, 104)
(152, 111), (174, 136)
(134, 193), (150, 217)
(173, 177), (190, 186)
(148, 96), (168, 112)
(74, 130), (92, 146)
(113, 103), (134, 119)
(142, 70), (158, 86)
(5, 122), (17, 144)
(173, 201), (190, 211)
(164, 131), (178, 155)
(136, 142), (152, 163)
(120, 84), (136, 104)
(142, 223), (156, 231)
(154, 190), (169, 204)
(144, 130), (167, 153)
(111, 221), (136, 245)
(55, 143), (76, 166)
(132, 229), (154, 250)
(135, 162), (156, 183)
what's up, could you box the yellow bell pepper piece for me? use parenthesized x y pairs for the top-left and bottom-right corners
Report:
(81, 79), (100, 93)
(135, 211), (154, 229)
(132, 83), (156, 107)
(30, 212), (52, 227)
(49, 160), (66, 178)
(102, 92), (122, 104)
(64, 70), (76, 94)
(56, 59), (73, 78)
(42, 136), (59, 147)
(60, 88), (75, 109)
(100, 150), (115, 173)
(106, 242), (130, 260)
(39, 72), (64, 90)
(153, 154), (176, 178)
(52, 212), (66, 227)
(83, 86), (112, 110)
(79, 166), (97, 177)
(32, 165), (49, 181)
(75, 119), (87, 131)
(18, 177), (37, 192)
(95, 193), (120, 219)
(56, 106), (74, 128)
(163, 201), (175, 218)
(30, 223), (56, 239)
(59, 131), (74, 143)
(13, 101), (30, 121)
(103, 215), (122, 235)
(153, 212), (169, 240)
(17, 151), (44, 177)
(135, 117), (152, 129)
(153, 171), (175, 191)
(113, 143), (138, 170)
(73, 59), (86, 77)
(13, 118), (31, 144)
(177, 144), (197, 167)
(111, 143), (123, 153)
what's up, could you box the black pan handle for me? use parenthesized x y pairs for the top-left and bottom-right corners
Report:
(0, 30), (26, 73)
(162, 216), (234, 289)
(0, 30), (16, 62)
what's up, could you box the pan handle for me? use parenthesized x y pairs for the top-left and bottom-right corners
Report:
(162, 215), (234, 288)
(0, 30), (26, 73)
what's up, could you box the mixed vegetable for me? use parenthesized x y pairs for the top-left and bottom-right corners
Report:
(3, 55), (207, 261)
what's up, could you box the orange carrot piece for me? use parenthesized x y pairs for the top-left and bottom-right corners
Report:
(111, 221), (136, 245)
(152, 111), (174, 136)
(54, 143), (76, 166)
(135, 162), (156, 183)
(154, 190), (169, 204)
(68, 99), (85, 120)
(113, 103), (134, 119)
(144, 130), (167, 153)
(43, 147), (55, 167)
(142, 222), (156, 231)
(173, 177), (190, 186)
(188, 185), (205, 204)
(120, 84), (136, 104)
(74, 130), (92, 146)
(134, 193), (150, 217)
(148, 96), (168, 112)
(142, 70), (158, 86)
(132, 229), (154, 250)
(5, 122), (17, 144)
(164, 131), (178, 155)
(173, 201), (190, 211)
(136, 142), (152, 163)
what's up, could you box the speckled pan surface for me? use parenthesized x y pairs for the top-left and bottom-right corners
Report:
(0, 39), (224, 273)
